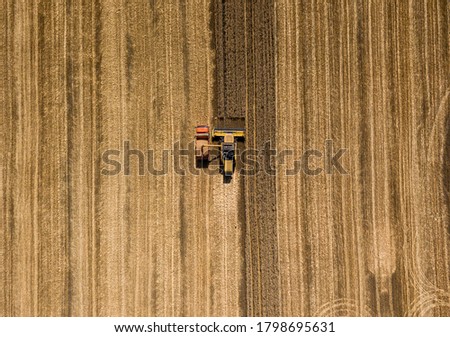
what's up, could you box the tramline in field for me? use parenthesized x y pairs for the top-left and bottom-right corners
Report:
(194, 125), (245, 178)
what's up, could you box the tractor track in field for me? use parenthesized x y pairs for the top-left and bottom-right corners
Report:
(213, 0), (280, 316)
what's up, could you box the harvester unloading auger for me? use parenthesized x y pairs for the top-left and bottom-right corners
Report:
(194, 125), (245, 178)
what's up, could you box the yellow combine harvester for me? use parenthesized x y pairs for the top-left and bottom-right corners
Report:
(195, 125), (245, 177)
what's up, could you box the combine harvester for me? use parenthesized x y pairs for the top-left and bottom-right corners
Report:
(194, 125), (245, 178)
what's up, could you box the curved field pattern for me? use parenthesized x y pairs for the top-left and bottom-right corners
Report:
(1, 0), (449, 316)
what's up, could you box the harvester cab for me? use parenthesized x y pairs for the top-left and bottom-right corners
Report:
(194, 125), (245, 178)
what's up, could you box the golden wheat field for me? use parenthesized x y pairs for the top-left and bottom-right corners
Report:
(1, 0), (449, 316)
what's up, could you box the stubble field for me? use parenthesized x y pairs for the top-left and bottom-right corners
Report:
(1, 0), (449, 316)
